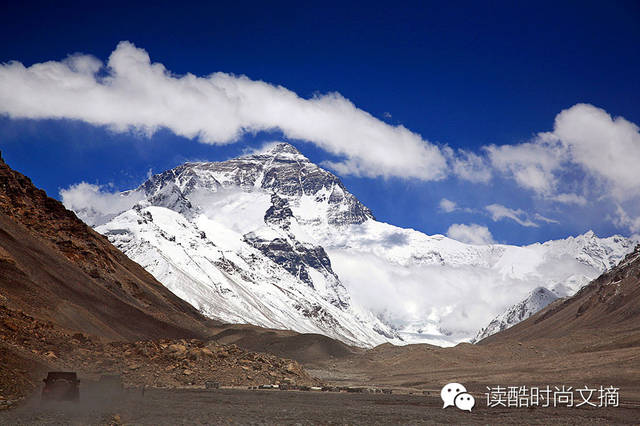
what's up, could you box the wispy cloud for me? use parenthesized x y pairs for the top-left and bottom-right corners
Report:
(485, 203), (539, 228)
(444, 147), (492, 183)
(533, 213), (560, 224)
(551, 193), (588, 206)
(438, 198), (478, 214)
(613, 204), (640, 233)
(441, 198), (555, 228)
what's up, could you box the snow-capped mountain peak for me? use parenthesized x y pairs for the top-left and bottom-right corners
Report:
(68, 144), (636, 348)
(131, 142), (374, 230)
(253, 141), (310, 159)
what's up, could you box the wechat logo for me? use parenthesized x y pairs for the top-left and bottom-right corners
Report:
(441, 382), (475, 412)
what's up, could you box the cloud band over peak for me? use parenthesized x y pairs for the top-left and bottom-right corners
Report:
(0, 41), (447, 181)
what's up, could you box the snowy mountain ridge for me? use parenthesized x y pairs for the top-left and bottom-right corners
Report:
(72, 143), (635, 347)
(99, 203), (396, 347)
(473, 287), (560, 342)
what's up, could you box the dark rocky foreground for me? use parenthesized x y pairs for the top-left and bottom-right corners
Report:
(2, 387), (639, 425)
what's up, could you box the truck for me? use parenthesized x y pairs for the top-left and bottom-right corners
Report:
(41, 372), (80, 401)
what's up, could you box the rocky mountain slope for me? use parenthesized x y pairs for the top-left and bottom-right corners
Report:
(472, 231), (637, 341)
(73, 143), (635, 346)
(0, 151), (214, 341)
(480, 243), (640, 345)
(473, 287), (558, 342)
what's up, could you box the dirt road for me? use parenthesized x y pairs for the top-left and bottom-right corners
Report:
(2, 388), (638, 425)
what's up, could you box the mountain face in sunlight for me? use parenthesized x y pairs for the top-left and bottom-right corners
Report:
(69, 143), (635, 347)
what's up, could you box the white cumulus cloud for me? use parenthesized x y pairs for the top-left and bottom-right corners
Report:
(446, 223), (495, 245)
(480, 103), (640, 233)
(3, 42), (639, 235)
(0, 41), (447, 181)
(485, 138), (566, 196)
(439, 198), (458, 213)
(60, 182), (143, 226)
(552, 103), (640, 201)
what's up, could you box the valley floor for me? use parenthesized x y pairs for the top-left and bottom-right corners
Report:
(2, 387), (639, 425)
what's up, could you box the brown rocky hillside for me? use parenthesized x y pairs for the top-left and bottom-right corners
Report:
(480, 244), (640, 345)
(0, 150), (214, 341)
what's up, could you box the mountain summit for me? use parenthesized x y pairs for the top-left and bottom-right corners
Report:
(93, 144), (396, 347)
(66, 143), (636, 347)
(133, 142), (374, 227)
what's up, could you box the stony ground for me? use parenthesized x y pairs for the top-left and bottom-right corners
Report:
(0, 304), (316, 407)
(1, 388), (639, 425)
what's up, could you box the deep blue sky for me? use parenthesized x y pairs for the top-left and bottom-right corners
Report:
(1, 1), (639, 244)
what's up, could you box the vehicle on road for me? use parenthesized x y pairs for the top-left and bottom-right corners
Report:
(41, 372), (80, 401)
